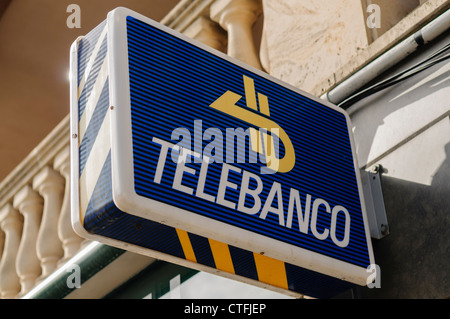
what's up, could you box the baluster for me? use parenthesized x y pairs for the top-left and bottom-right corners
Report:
(183, 16), (227, 52)
(0, 230), (4, 298)
(13, 185), (43, 295)
(0, 204), (23, 299)
(0, 230), (4, 263)
(33, 166), (64, 279)
(54, 146), (82, 264)
(211, 0), (263, 69)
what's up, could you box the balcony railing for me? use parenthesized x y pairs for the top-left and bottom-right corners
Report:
(0, 0), (264, 299)
(0, 116), (84, 298)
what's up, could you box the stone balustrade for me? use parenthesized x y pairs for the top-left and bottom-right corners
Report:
(0, 115), (86, 298)
(165, 0), (263, 69)
(13, 185), (43, 296)
(0, 0), (264, 298)
(210, 0), (263, 70)
(0, 204), (23, 299)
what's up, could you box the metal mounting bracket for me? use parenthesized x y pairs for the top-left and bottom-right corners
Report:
(360, 165), (389, 239)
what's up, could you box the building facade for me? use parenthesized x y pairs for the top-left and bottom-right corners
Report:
(0, 0), (449, 299)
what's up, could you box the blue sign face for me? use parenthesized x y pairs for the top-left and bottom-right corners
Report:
(71, 8), (374, 297)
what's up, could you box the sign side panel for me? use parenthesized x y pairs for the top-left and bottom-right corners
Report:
(70, 19), (116, 238)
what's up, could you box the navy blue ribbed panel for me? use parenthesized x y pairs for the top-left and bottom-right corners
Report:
(228, 246), (258, 281)
(284, 263), (355, 299)
(126, 16), (370, 268)
(83, 152), (186, 260)
(78, 21), (108, 119)
(188, 233), (216, 268)
(77, 20), (106, 84)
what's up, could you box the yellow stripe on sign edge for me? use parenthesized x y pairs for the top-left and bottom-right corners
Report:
(176, 228), (197, 263)
(208, 239), (235, 274)
(253, 253), (289, 290)
(176, 229), (288, 290)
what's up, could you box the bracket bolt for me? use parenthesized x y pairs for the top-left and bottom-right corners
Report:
(380, 224), (388, 235)
(371, 164), (381, 173)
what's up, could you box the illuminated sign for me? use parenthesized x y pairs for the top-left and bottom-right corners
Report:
(70, 7), (374, 298)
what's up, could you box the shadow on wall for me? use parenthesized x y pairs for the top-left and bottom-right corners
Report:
(349, 35), (450, 169)
(354, 141), (450, 298)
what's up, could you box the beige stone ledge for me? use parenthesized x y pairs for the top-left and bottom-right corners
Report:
(313, 0), (450, 97)
(161, 0), (214, 32)
(0, 116), (69, 210)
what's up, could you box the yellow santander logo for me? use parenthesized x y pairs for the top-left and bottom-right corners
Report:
(209, 75), (296, 174)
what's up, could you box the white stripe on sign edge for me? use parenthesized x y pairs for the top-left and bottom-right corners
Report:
(79, 110), (111, 218)
(78, 56), (109, 143)
(78, 26), (108, 99)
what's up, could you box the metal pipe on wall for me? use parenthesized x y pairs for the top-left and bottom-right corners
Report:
(323, 9), (450, 106)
